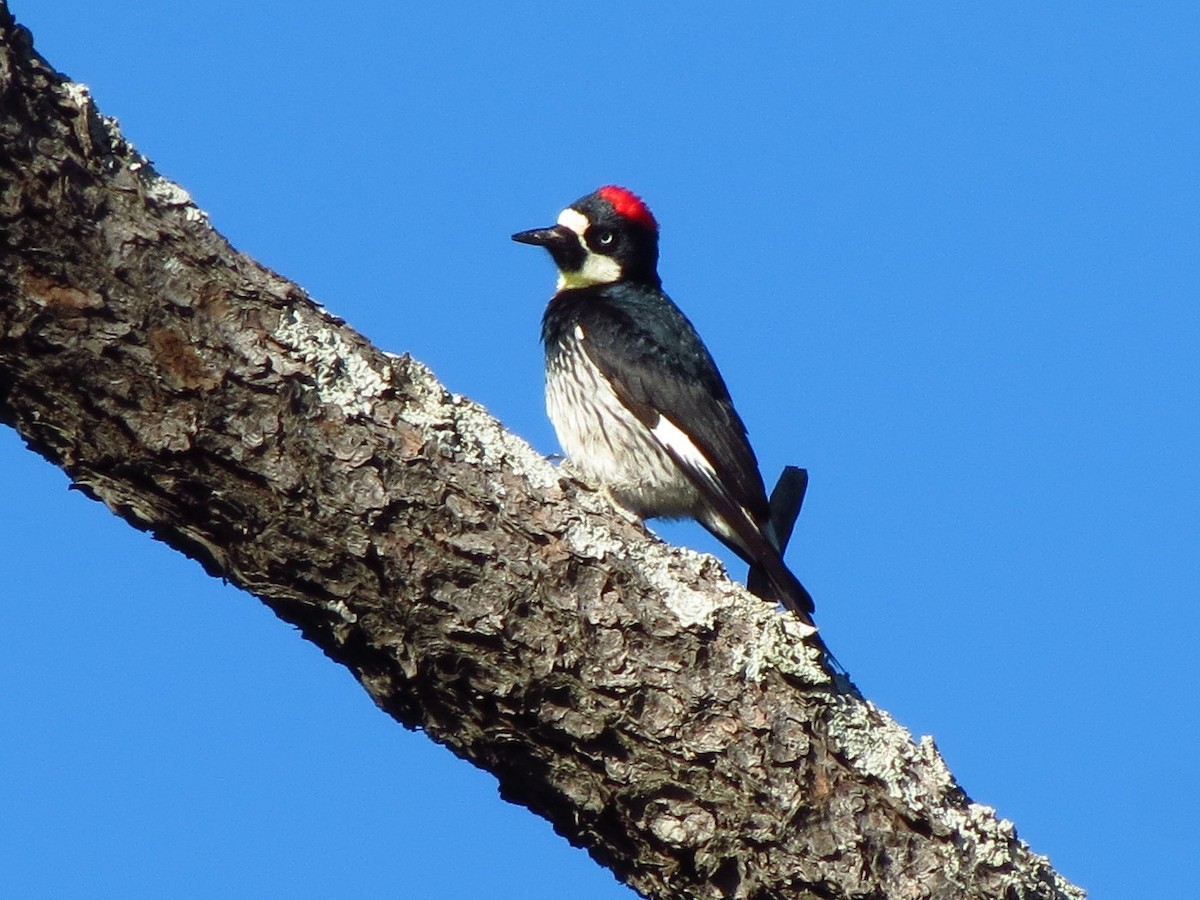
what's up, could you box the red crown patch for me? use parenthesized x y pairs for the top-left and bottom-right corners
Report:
(597, 185), (658, 232)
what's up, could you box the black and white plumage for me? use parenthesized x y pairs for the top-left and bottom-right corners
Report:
(513, 186), (816, 625)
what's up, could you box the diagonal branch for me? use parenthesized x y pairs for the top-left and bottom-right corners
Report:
(0, 7), (1082, 899)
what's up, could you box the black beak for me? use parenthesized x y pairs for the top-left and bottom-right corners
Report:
(512, 223), (585, 272)
(512, 224), (574, 248)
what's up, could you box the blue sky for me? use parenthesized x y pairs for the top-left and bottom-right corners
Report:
(3, 3), (1197, 897)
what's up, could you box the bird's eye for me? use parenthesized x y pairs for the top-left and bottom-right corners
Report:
(595, 229), (615, 247)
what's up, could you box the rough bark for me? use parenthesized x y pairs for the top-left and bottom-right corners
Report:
(0, 8), (1083, 899)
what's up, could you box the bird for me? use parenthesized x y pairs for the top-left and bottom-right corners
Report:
(512, 185), (818, 627)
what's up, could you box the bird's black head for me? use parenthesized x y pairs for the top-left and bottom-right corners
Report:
(512, 186), (661, 289)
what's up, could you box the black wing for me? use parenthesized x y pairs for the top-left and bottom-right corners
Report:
(563, 285), (815, 620)
(568, 284), (770, 528)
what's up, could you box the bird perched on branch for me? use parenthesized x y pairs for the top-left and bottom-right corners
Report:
(513, 186), (817, 627)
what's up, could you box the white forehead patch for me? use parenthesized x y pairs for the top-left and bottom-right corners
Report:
(557, 207), (590, 236)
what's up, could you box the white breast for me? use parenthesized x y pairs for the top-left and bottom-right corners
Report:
(545, 333), (699, 520)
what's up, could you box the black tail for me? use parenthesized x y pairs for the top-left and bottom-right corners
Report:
(747, 555), (814, 622)
(754, 468), (856, 691)
(749, 465), (814, 620)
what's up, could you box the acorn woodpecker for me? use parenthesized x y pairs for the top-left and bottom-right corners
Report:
(513, 186), (817, 625)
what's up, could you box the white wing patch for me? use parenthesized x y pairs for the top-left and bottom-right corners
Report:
(651, 413), (759, 546)
(650, 414), (718, 485)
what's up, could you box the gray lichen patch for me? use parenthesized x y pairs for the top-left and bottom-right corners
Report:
(275, 308), (393, 418)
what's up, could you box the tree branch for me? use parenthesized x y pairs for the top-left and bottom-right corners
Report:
(0, 8), (1082, 899)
